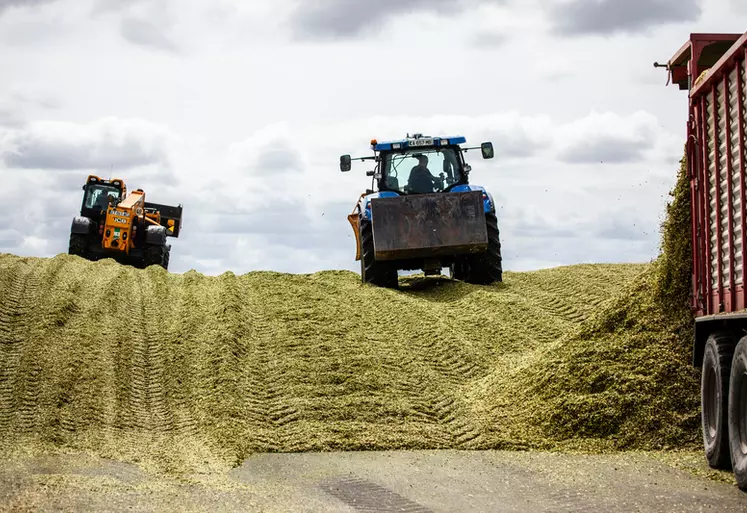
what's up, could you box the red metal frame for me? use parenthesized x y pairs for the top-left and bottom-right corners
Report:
(700, 99), (714, 315)
(692, 32), (747, 97)
(713, 83), (724, 312)
(697, 103), (708, 314)
(739, 54), (747, 311)
(688, 117), (699, 310)
(669, 33), (744, 89)
(698, 110), (708, 313)
(677, 33), (747, 317)
(724, 72), (736, 311)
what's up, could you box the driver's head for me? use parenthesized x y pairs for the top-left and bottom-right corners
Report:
(416, 154), (429, 167)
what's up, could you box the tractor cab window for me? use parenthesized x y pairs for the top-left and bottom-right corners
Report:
(84, 185), (121, 210)
(381, 148), (462, 194)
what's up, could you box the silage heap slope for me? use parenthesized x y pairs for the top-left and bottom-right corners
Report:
(0, 253), (665, 473)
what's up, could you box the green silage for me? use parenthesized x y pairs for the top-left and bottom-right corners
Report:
(0, 152), (700, 474)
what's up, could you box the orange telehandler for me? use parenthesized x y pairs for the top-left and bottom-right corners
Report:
(67, 174), (183, 270)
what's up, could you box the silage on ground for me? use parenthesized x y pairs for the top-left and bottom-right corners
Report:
(0, 251), (647, 475)
(0, 153), (701, 476)
(466, 152), (698, 453)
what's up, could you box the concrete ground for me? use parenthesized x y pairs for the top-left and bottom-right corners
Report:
(1, 450), (746, 512)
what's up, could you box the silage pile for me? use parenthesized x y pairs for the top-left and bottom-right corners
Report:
(465, 152), (698, 452)
(0, 156), (699, 475)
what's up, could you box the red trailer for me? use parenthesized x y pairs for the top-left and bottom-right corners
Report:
(664, 31), (747, 490)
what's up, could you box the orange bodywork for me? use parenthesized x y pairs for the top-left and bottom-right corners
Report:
(101, 189), (162, 254)
(348, 193), (367, 261)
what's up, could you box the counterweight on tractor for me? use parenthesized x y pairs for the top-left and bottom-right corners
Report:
(341, 134), (502, 288)
(68, 175), (183, 270)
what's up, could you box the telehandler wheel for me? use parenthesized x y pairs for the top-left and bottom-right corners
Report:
(729, 336), (747, 489)
(162, 246), (171, 271)
(144, 244), (168, 270)
(360, 218), (398, 288)
(68, 233), (89, 259)
(464, 212), (503, 285)
(702, 332), (736, 470)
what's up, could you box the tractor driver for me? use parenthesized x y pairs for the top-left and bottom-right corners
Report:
(96, 191), (116, 210)
(407, 154), (439, 194)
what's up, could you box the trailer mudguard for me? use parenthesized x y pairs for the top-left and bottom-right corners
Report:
(145, 225), (167, 245)
(71, 216), (93, 235)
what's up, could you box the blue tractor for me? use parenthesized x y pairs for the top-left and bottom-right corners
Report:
(341, 134), (502, 288)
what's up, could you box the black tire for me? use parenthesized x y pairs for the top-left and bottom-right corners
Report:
(729, 336), (747, 489)
(360, 218), (398, 288)
(463, 212), (503, 285)
(144, 244), (167, 270)
(702, 332), (736, 469)
(68, 233), (88, 259)
(450, 258), (468, 281)
(162, 246), (170, 271)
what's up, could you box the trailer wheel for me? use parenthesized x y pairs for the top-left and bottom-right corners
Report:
(702, 332), (736, 469)
(360, 218), (398, 288)
(464, 212), (503, 285)
(68, 233), (89, 259)
(729, 336), (747, 489)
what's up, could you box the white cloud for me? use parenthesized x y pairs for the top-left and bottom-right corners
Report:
(554, 111), (661, 163)
(0, 0), (744, 276)
(550, 0), (701, 36)
(1, 117), (175, 170)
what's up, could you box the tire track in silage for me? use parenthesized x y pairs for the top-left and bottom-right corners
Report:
(0, 264), (31, 433)
(139, 270), (174, 433)
(119, 270), (174, 433)
(0, 260), (37, 433)
(386, 290), (488, 449)
(165, 271), (202, 437)
(239, 281), (300, 453)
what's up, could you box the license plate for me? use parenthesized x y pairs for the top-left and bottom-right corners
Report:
(409, 138), (433, 147)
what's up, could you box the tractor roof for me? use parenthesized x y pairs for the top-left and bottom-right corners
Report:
(371, 134), (466, 151)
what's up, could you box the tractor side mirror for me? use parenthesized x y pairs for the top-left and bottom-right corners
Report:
(481, 142), (494, 160)
(340, 155), (352, 172)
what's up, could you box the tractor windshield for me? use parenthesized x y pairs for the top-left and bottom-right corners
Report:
(381, 148), (462, 194)
(84, 184), (121, 211)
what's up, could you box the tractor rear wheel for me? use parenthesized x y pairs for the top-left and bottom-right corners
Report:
(463, 212), (503, 285)
(450, 258), (468, 281)
(68, 233), (89, 259)
(360, 218), (398, 288)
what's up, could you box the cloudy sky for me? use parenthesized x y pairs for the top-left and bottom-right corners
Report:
(1, 0), (746, 276)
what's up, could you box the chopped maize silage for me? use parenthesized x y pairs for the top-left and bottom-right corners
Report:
(0, 252), (649, 474)
(0, 154), (699, 476)
(465, 152), (697, 453)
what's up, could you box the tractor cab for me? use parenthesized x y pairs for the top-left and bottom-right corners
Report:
(341, 134), (494, 196)
(80, 175), (126, 221)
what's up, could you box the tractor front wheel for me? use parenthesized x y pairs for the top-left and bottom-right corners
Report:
(360, 218), (398, 288)
(68, 233), (89, 259)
